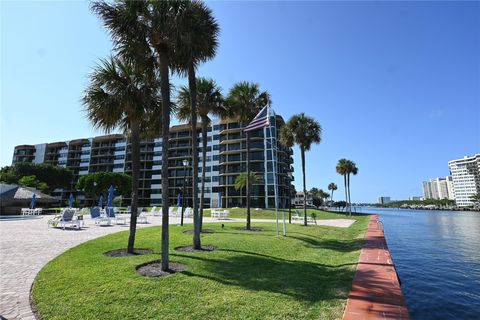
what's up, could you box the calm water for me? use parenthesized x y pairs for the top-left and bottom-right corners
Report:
(356, 207), (480, 320)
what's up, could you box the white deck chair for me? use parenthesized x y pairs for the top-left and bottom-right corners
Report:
(48, 209), (80, 230)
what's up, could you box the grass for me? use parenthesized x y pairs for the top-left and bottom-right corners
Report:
(203, 207), (355, 220)
(32, 212), (369, 320)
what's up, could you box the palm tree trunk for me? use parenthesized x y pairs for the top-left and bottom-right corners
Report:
(188, 64), (201, 250)
(301, 146), (307, 226)
(158, 48), (171, 272)
(331, 190), (334, 203)
(246, 131), (251, 230)
(199, 115), (208, 231)
(343, 174), (348, 215)
(347, 173), (351, 216)
(127, 122), (140, 253)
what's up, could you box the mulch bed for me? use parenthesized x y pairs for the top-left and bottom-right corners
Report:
(182, 229), (215, 235)
(104, 248), (153, 257)
(175, 245), (217, 252)
(136, 260), (186, 277)
(234, 227), (264, 232)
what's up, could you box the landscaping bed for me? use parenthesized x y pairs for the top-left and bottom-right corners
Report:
(32, 213), (369, 320)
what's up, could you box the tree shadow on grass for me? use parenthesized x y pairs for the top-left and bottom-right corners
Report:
(172, 252), (357, 302)
(288, 233), (364, 252)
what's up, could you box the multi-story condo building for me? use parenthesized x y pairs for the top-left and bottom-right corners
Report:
(448, 154), (480, 207)
(422, 176), (455, 201)
(293, 192), (313, 207)
(12, 115), (294, 209)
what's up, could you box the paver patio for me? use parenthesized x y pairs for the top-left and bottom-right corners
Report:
(0, 214), (354, 320)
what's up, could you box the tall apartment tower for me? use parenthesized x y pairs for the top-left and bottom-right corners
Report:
(422, 176), (455, 200)
(448, 154), (480, 207)
(11, 114), (294, 209)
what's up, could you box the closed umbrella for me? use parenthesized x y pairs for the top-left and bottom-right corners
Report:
(107, 185), (115, 208)
(68, 193), (74, 208)
(30, 194), (36, 209)
(98, 195), (103, 208)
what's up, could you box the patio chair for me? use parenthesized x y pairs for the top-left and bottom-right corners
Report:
(137, 208), (148, 224)
(168, 207), (175, 216)
(90, 207), (111, 226)
(106, 207), (127, 225)
(33, 208), (42, 215)
(184, 207), (192, 218)
(176, 207), (183, 217)
(292, 210), (304, 220)
(48, 209), (80, 230)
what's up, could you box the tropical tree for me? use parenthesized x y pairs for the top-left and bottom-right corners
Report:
(336, 159), (358, 215)
(226, 82), (270, 230)
(92, 0), (190, 271)
(172, 2), (219, 249)
(176, 78), (224, 233)
(280, 113), (322, 226)
(83, 56), (161, 254)
(336, 159), (349, 214)
(328, 182), (337, 203)
(234, 172), (261, 200)
(76, 172), (131, 205)
(346, 161), (358, 215)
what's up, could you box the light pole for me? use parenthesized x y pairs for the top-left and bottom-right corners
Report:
(287, 171), (293, 224)
(181, 159), (189, 226)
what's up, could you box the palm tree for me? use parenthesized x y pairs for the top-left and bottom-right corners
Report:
(226, 82), (270, 230)
(234, 172), (261, 200)
(328, 182), (337, 203)
(83, 56), (161, 254)
(172, 1), (219, 250)
(336, 159), (349, 214)
(280, 113), (322, 226)
(346, 161), (358, 215)
(92, 0), (190, 271)
(176, 78), (224, 232)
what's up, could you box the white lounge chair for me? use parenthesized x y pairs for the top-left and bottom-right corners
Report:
(168, 207), (174, 216)
(184, 207), (193, 218)
(90, 207), (111, 226)
(106, 207), (127, 225)
(48, 209), (81, 230)
(137, 208), (148, 224)
(176, 207), (183, 217)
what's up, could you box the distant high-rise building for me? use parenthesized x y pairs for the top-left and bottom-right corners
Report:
(378, 196), (391, 204)
(422, 176), (454, 200)
(409, 196), (423, 201)
(448, 154), (480, 207)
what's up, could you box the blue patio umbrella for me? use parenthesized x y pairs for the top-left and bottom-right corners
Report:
(107, 185), (115, 208)
(68, 193), (74, 208)
(30, 194), (36, 209)
(98, 195), (104, 208)
(177, 193), (181, 207)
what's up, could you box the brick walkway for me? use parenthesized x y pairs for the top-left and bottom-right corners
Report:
(343, 215), (410, 320)
(0, 215), (355, 319)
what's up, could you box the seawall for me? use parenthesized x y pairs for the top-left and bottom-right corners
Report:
(343, 214), (410, 320)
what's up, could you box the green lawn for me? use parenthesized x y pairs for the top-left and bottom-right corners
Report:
(203, 207), (353, 220)
(32, 212), (369, 320)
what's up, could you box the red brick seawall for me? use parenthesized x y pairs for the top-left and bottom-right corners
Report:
(343, 215), (410, 320)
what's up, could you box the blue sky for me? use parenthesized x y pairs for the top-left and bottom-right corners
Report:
(1, 1), (479, 203)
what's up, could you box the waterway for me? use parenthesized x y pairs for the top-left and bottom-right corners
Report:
(356, 207), (480, 320)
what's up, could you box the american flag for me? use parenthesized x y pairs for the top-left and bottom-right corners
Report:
(244, 106), (270, 132)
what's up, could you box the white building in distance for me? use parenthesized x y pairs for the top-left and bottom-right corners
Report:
(422, 176), (455, 201)
(448, 154), (480, 207)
